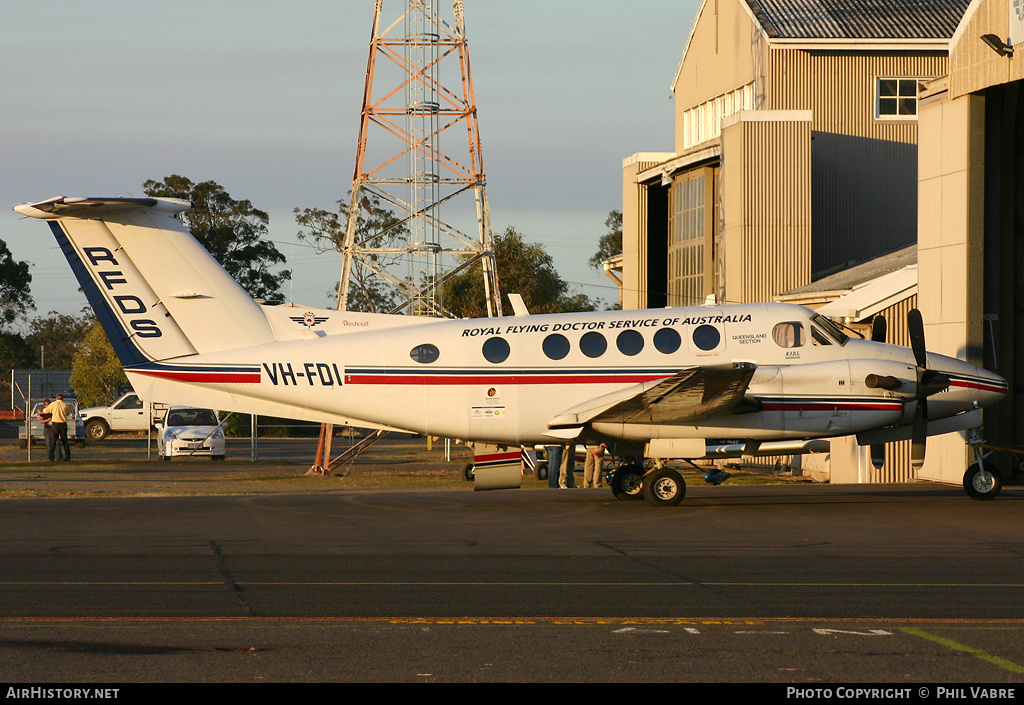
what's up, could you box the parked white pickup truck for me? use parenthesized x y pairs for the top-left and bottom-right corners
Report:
(78, 393), (167, 441)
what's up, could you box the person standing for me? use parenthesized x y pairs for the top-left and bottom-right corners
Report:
(42, 394), (71, 462)
(584, 442), (606, 488)
(559, 444), (578, 488)
(38, 399), (54, 461)
(544, 445), (562, 488)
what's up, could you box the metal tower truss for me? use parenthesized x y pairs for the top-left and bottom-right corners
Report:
(340, 0), (501, 318)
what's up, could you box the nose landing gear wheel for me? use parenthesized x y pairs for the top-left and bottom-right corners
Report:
(963, 463), (1001, 500)
(643, 467), (686, 507)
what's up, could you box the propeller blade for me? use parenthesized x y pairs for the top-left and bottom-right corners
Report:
(871, 315), (887, 343)
(870, 443), (885, 469)
(911, 400), (927, 471)
(907, 309), (927, 370)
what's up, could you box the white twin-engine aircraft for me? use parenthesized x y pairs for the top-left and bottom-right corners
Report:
(15, 196), (1008, 505)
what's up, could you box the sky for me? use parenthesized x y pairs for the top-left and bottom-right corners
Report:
(1, 0), (700, 325)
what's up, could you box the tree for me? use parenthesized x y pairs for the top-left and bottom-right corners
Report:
(0, 238), (34, 331)
(70, 321), (129, 408)
(143, 175), (290, 300)
(25, 310), (94, 370)
(443, 226), (598, 318)
(294, 194), (407, 313)
(588, 210), (622, 269)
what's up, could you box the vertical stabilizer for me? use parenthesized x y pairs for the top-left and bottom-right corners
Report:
(14, 197), (277, 365)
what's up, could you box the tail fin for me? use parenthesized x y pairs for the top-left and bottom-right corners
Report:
(14, 197), (276, 366)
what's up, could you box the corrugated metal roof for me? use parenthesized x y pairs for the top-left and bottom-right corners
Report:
(745, 0), (970, 40)
(779, 244), (917, 296)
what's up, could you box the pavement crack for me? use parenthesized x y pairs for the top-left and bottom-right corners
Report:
(209, 540), (253, 616)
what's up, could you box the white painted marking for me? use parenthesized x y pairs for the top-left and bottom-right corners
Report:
(613, 627), (670, 634)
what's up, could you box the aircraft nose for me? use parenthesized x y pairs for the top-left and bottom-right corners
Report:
(924, 353), (1006, 412)
(971, 366), (1008, 407)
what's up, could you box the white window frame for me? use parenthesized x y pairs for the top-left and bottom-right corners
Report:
(875, 77), (929, 120)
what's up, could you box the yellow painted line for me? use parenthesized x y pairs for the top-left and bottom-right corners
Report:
(705, 582), (1024, 588)
(902, 627), (1024, 675)
(0, 581), (695, 587)
(2, 616), (1024, 625)
(3, 581), (1024, 587)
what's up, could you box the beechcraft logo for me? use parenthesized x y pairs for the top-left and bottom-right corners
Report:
(290, 311), (328, 328)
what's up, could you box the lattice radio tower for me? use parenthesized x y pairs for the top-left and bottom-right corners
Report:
(339, 0), (501, 318)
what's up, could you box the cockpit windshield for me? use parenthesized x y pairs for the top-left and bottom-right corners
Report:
(810, 314), (849, 346)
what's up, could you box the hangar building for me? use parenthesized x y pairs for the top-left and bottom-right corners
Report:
(619, 0), (995, 483)
(913, 0), (1024, 486)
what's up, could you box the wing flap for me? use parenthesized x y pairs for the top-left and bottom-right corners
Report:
(548, 363), (758, 429)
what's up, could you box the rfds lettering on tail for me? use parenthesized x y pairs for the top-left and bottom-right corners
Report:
(15, 196), (1009, 505)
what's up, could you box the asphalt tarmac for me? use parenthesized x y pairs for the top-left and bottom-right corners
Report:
(1, 483), (1023, 683)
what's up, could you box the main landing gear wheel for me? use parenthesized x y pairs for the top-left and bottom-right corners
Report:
(463, 463), (475, 482)
(643, 467), (686, 507)
(610, 465), (645, 500)
(535, 461), (548, 482)
(963, 463), (1001, 500)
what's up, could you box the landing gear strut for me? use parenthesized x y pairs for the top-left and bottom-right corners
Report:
(965, 431), (1003, 500)
(963, 462), (1002, 500)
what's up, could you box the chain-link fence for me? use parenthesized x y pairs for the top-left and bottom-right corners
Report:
(8, 410), (380, 464)
(0, 371), (386, 463)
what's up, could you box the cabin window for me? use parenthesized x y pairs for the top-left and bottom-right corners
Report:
(616, 329), (644, 356)
(692, 324), (721, 351)
(482, 337), (510, 364)
(410, 343), (440, 363)
(772, 322), (805, 348)
(653, 327), (681, 354)
(542, 333), (570, 360)
(579, 331), (607, 358)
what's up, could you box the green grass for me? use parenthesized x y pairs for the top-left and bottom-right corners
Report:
(0, 438), (803, 499)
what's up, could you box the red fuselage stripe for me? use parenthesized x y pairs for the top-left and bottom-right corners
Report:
(133, 370), (262, 383)
(345, 374), (668, 385)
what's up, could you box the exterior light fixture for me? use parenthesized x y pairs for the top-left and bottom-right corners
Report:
(981, 34), (1014, 57)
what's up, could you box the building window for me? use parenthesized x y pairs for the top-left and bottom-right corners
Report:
(681, 82), (756, 149)
(876, 78), (922, 118)
(667, 170), (707, 307)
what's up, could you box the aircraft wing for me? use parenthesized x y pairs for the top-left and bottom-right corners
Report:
(548, 362), (758, 428)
